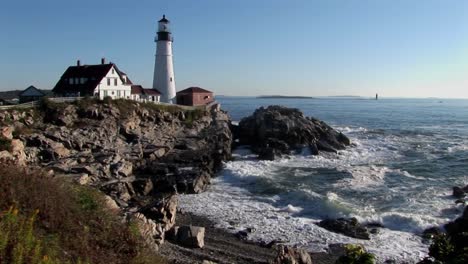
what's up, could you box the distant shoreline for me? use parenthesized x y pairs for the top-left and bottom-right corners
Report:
(256, 95), (315, 99)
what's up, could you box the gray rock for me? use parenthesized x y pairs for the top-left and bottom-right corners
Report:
(318, 217), (370, 240)
(274, 245), (312, 264)
(176, 225), (205, 248)
(238, 105), (350, 160)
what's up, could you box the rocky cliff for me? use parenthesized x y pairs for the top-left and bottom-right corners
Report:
(0, 99), (232, 249)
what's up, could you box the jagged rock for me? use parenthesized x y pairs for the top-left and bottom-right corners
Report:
(453, 186), (465, 198)
(110, 160), (133, 177)
(130, 213), (161, 251)
(1, 126), (13, 140)
(0, 150), (14, 161)
(176, 225), (205, 248)
(273, 245), (312, 264)
(318, 218), (370, 240)
(104, 195), (120, 211)
(78, 173), (91, 185)
(238, 105), (350, 160)
(2, 101), (233, 250)
(141, 195), (178, 232)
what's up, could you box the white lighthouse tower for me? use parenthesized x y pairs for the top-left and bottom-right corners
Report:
(153, 15), (176, 103)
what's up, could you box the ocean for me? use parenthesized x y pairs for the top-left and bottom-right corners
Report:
(179, 97), (468, 262)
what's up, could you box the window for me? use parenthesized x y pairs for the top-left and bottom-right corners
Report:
(112, 91), (114, 95)
(114, 78), (117, 86)
(75, 78), (79, 84)
(117, 90), (121, 97)
(104, 90), (108, 96)
(107, 78), (110, 86)
(69, 78), (74, 85)
(112, 68), (115, 74)
(170, 77), (173, 82)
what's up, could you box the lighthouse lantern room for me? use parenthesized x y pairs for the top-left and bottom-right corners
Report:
(152, 15), (176, 103)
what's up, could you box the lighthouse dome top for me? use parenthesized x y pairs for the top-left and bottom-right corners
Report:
(159, 15), (169, 23)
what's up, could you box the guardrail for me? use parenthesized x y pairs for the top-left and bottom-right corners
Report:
(0, 97), (221, 112)
(48, 97), (83, 103)
(0, 101), (38, 110)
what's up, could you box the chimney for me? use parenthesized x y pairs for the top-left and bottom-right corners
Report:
(101, 58), (105, 64)
(77, 60), (81, 66)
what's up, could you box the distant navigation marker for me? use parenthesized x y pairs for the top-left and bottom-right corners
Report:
(375, 93), (378, 100)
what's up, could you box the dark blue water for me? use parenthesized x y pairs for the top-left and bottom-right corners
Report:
(181, 97), (468, 262)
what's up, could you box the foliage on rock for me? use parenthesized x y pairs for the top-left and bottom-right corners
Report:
(335, 244), (375, 264)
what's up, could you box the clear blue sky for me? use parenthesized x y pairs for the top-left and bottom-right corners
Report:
(2, 0), (468, 98)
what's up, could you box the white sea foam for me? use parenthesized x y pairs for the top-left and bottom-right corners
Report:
(447, 143), (468, 153)
(177, 122), (465, 263)
(179, 183), (429, 263)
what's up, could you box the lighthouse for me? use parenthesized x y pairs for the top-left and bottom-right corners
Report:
(153, 15), (176, 103)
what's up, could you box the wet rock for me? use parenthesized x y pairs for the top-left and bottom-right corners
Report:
(235, 230), (249, 240)
(273, 245), (312, 264)
(453, 186), (465, 198)
(238, 105), (350, 160)
(317, 218), (370, 240)
(176, 225), (205, 248)
(422, 227), (443, 239)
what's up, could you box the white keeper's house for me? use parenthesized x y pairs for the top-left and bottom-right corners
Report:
(52, 58), (160, 103)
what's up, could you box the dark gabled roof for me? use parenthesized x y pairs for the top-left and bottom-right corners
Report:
(177, 87), (213, 94)
(52, 64), (114, 95)
(143, 88), (161, 95)
(131, 86), (161, 96)
(159, 15), (169, 23)
(131, 85), (144, 95)
(19, 85), (46, 96)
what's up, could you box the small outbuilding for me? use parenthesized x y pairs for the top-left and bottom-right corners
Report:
(19, 85), (46, 103)
(131, 85), (161, 102)
(176, 87), (214, 106)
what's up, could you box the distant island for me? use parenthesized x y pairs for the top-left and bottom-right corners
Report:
(257, 95), (315, 99)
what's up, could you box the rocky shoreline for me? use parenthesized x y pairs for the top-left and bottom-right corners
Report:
(0, 100), (405, 263)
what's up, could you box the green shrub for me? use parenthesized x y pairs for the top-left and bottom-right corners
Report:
(335, 244), (376, 264)
(0, 206), (63, 264)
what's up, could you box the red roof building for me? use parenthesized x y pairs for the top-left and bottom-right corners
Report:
(176, 87), (214, 106)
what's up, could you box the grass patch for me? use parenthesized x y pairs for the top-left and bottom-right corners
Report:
(0, 165), (165, 264)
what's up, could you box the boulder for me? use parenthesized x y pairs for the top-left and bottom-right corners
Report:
(317, 218), (370, 240)
(176, 225), (205, 248)
(238, 106), (350, 160)
(273, 245), (312, 264)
